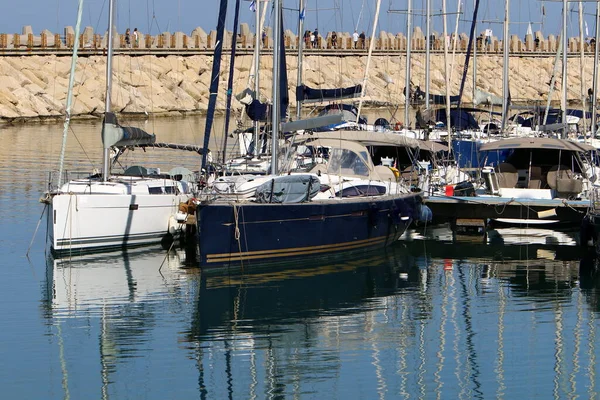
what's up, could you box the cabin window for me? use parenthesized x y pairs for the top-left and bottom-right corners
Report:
(148, 187), (163, 194)
(328, 148), (370, 177)
(164, 186), (176, 194)
(336, 185), (386, 197)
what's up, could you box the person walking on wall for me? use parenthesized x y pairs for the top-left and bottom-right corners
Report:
(353, 30), (359, 49)
(125, 28), (131, 47)
(359, 31), (366, 49)
(133, 28), (139, 48)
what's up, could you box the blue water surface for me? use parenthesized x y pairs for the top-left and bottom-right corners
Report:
(0, 118), (599, 399)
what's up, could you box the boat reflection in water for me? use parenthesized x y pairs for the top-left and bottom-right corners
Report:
(184, 231), (600, 399)
(41, 231), (600, 399)
(41, 247), (194, 399)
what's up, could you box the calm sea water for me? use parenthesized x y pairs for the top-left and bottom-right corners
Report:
(2, 116), (600, 399)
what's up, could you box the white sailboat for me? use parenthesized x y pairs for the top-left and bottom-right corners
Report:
(42, 0), (201, 255)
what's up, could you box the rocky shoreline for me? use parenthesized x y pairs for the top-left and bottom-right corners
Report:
(0, 53), (590, 124)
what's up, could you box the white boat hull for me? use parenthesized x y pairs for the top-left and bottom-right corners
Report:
(48, 191), (191, 253)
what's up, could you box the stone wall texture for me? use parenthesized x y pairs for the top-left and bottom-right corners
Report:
(0, 53), (594, 121)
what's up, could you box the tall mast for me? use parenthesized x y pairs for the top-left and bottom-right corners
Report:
(356, 0), (382, 123)
(500, 0), (510, 134)
(472, 0), (477, 103)
(221, 0), (242, 164)
(296, 0), (305, 120)
(562, 0), (568, 138)
(200, 0), (228, 171)
(579, 2), (587, 138)
(442, 0), (452, 138)
(57, 0), (84, 188)
(404, 0), (413, 128)
(593, 1), (600, 138)
(425, 0), (431, 109)
(253, 0), (261, 158)
(101, 0), (115, 182)
(271, 0), (281, 175)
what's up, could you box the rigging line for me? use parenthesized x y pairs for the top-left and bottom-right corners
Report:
(356, 0), (366, 32)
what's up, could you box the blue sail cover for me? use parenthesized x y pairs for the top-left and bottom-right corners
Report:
(429, 93), (461, 105)
(433, 108), (479, 130)
(295, 84), (363, 103)
(245, 7), (289, 122)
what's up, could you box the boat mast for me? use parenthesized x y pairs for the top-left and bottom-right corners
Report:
(500, 0), (510, 135)
(221, 0), (242, 164)
(201, 0), (228, 171)
(102, 0), (115, 182)
(253, 0), (262, 158)
(425, 0), (431, 109)
(472, 0), (477, 104)
(57, 0), (84, 188)
(271, 0), (281, 175)
(442, 0), (452, 138)
(296, 0), (305, 120)
(457, 0), (480, 109)
(355, 0), (382, 124)
(543, 28), (563, 127)
(579, 2), (588, 138)
(404, 0), (412, 129)
(592, 1), (600, 137)
(561, 0), (568, 138)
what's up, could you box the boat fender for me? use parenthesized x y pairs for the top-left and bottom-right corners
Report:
(389, 167), (400, 179)
(418, 204), (433, 223)
(168, 215), (180, 235)
(580, 215), (597, 248)
(395, 122), (403, 131)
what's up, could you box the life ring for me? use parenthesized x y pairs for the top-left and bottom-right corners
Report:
(389, 166), (400, 178)
(394, 122), (403, 131)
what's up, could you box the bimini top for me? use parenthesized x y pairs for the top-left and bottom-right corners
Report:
(296, 130), (448, 153)
(480, 137), (595, 153)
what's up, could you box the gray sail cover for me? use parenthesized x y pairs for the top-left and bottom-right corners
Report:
(102, 112), (156, 148)
(255, 174), (321, 204)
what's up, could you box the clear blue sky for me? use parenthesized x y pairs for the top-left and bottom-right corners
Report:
(0, 0), (593, 40)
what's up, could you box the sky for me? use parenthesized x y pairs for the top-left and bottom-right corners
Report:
(0, 0), (595, 40)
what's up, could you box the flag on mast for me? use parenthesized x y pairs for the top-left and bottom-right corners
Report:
(300, 7), (306, 21)
(249, 0), (256, 12)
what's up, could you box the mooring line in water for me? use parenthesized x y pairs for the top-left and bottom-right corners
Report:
(26, 203), (48, 258)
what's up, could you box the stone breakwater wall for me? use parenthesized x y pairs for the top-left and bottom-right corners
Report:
(0, 53), (594, 122)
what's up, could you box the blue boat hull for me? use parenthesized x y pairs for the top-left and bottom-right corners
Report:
(196, 193), (424, 268)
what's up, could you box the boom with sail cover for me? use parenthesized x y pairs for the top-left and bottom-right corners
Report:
(102, 112), (156, 148)
(295, 84), (363, 103)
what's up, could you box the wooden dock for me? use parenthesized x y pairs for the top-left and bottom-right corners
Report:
(424, 195), (590, 226)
